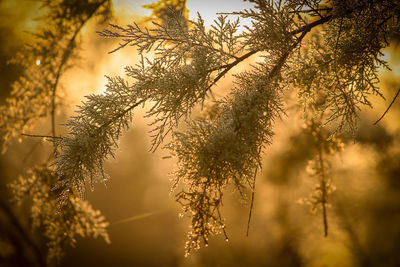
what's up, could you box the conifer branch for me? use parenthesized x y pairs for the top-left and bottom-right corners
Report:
(206, 49), (259, 91)
(50, 0), (109, 139)
(38, 0), (400, 257)
(206, 13), (334, 93)
(290, 14), (333, 35)
(98, 99), (146, 130)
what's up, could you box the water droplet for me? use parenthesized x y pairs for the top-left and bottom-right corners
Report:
(225, 238), (229, 242)
(36, 59), (41, 66)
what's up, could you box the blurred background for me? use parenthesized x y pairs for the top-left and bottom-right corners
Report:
(1, 0), (400, 266)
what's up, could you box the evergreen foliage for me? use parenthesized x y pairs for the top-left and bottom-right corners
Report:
(54, 0), (399, 256)
(9, 166), (109, 265)
(1, 0), (400, 262)
(0, 0), (113, 265)
(0, 0), (112, 149)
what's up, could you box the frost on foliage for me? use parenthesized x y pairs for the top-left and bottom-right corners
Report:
(48, 0), (400, 256)
(169, 67), (282, 255)
(9, 166), (109, 264)
(53, 13), (244, 204)
(293, 0), (399, 136)
(52, 76), (141, 206)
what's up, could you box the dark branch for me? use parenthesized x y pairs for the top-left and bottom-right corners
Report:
(290, 14), (333, 35)
(21, 133), (63, 140)
(0, 198), (46, 267)
(206, 49), (259, 91)
(99, 99), (146, 130)
(50, 0), (108, 139)
(289, 7), (333, 14)
(374, 87), (400, 125)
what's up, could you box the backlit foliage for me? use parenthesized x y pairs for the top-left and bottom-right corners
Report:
(9, 166), (110, 265)
(299, 114), (343, 236)
(169, 69), (282, 253)
(56, 7), (245, 204)
(2, 0), (400, 260)
(0, 0), (112, 151)
(0, 0), (113, 265)
(143, 0), (189, 29)
(51, 0), (400, 256)
(48, 0), (400, 256)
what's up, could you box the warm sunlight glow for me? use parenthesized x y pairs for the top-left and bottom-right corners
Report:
(186, 0), (255, 30)
(2, 1), (400, 266)
(113, 0), (154, 17)
(116, 0), (255, 30)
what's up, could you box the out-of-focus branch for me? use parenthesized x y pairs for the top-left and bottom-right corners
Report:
(0, 197), (46, 267)
(50, 0), (108, 139)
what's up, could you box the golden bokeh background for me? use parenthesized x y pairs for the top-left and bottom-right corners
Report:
(1, 1), (400, 266)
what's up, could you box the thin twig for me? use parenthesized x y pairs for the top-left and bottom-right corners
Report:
(217, 208), (229, 241)
(374, 87), (400, 125)
(290, 14), (333, 35)
(99, 99), (146, 130)
(288, 7), (333, 14)
(21, 133), (63, 140)
(246, 146), (261, 237)
(206, 49), (259, 91)
(50, 0), (108, 139)
(246, 188), (256, 236)
(317, 125), (329, 237)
